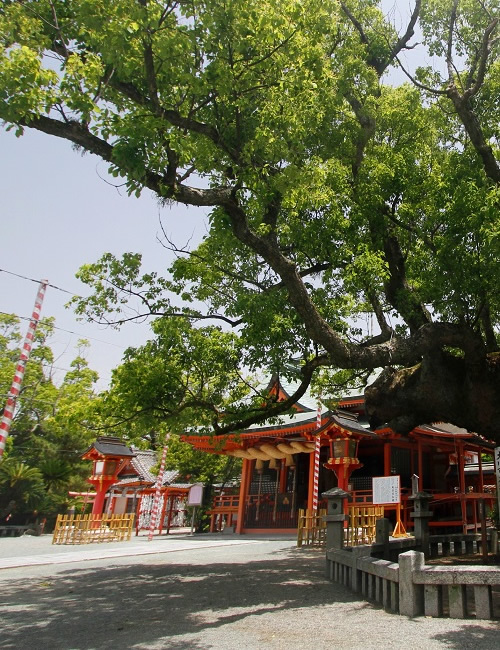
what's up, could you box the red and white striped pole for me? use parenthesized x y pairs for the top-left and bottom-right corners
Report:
(0, 280), (48, 459)
(311, 401), (322, 512)
(148, 435), (169, 541)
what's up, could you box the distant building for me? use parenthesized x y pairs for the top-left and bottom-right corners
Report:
(80, 437), (192, 534)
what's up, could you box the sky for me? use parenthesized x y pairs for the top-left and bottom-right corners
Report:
(0, 128), (208, 390)
(0, 1), (426, 393)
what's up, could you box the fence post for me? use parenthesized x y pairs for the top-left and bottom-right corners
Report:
(410, 492), (433, 557)
(376, 517), (391, 560)
(399, 550), (425, 617)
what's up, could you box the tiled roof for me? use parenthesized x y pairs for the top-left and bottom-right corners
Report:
(128, 449), (180, 485)
(84, 436), (135, 458)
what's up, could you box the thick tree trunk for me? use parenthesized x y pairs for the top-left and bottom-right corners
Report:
(365, 352), (500, 443)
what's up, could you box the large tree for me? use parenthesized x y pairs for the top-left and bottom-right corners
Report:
(1, 1), (498, 440)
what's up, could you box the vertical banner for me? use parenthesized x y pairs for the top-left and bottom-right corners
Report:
(312, 401), (322, 512)
(0, 280), (48, 458)
(148, 435), (169, 541)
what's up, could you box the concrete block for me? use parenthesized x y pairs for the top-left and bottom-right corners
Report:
(474, 585), (493, 620)
(399, 551), (425, 617)
(448, 584), (467, 619)
(424, 584), (443, 617)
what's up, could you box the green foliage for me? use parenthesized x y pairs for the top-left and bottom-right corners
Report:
(0, 315), (99, 521)
(1, 1), (499, 437)
(97, 317), (267, 438)
(0, 459), (45, 514)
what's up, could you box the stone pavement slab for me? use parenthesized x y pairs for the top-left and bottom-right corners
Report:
(0, 532), (267, 569)
(0, 539), (498, 650)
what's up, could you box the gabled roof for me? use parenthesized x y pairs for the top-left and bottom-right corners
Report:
(113, 449), (180, 487)
(267, 375), (330, 415)
(82, 436), (136, 459)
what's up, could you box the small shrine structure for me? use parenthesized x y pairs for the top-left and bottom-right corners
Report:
(80, 436), (192, 534)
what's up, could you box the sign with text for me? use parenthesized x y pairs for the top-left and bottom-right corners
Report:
(373, 476), (401, 504)
(188, 484), (204, 507)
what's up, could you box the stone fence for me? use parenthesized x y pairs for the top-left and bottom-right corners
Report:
(323, 488), (500, 620)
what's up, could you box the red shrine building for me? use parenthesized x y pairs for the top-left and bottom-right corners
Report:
(81, 437), (191, 534)
(183, 376), (497, 535)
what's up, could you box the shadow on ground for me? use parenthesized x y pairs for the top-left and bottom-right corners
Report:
(0, 546), (498, 649)
(0, 548), (350, 649)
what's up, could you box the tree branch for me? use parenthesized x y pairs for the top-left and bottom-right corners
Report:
(387, 0), (421, 63)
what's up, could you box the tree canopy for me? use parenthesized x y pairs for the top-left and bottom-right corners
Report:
(0, 314), (99, 519)
(1, 1), (498, 441)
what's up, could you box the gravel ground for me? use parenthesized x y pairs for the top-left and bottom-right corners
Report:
(0, 535), (498, 649)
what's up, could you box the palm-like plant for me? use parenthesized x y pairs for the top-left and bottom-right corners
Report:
(38, 459), (72, 492)
(0, 460), (45, 513)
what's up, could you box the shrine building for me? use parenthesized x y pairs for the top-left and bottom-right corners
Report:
(80, 436), (191, 534)
(182, 376), (497, 535)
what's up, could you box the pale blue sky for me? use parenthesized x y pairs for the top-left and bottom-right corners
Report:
(0, 128), (207, 390)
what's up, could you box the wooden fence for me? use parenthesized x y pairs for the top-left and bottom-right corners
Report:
(346, 505), (385, 546)
(297, 508), (326, 547)
(52, 513), (135, 545)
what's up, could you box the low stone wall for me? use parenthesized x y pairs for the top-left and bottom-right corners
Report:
(322, 487), (500, 620)
(326, 545), (500, 619)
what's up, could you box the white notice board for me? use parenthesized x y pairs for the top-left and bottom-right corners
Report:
(372, 476), (400, 504)
(188, 484), (204, 506)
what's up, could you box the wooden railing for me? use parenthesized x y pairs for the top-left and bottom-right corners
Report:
(350, 489), (496, 534)
(52, 513), (134, 545)
(297, 508), (326, 547)
(208, 495), (240, 532)
(346, 505), (385, 546)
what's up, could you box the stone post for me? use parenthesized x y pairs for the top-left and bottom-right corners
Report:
(398, 550), (425, 617)
(410, 492), (433, 557)
(376, 517), (392, 560)
(322, 488), (351, 550)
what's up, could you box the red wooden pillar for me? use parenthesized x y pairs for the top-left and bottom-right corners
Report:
(457, 440), (467, 532)
(417, 439), (423, 491)
(336, 463), (349, 492)
(166, 494), (176, 534)
(384, 442), (392, 476)
(91, 479), (114, 515)
(235, 458), (253, 534)
(457, 441), (465, 493)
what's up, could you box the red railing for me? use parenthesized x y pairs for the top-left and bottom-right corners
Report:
(351, 489), (496, 534)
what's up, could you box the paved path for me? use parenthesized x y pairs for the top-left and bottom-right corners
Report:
(0, 535), (498, 649)
(0, 533), (261, 569)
